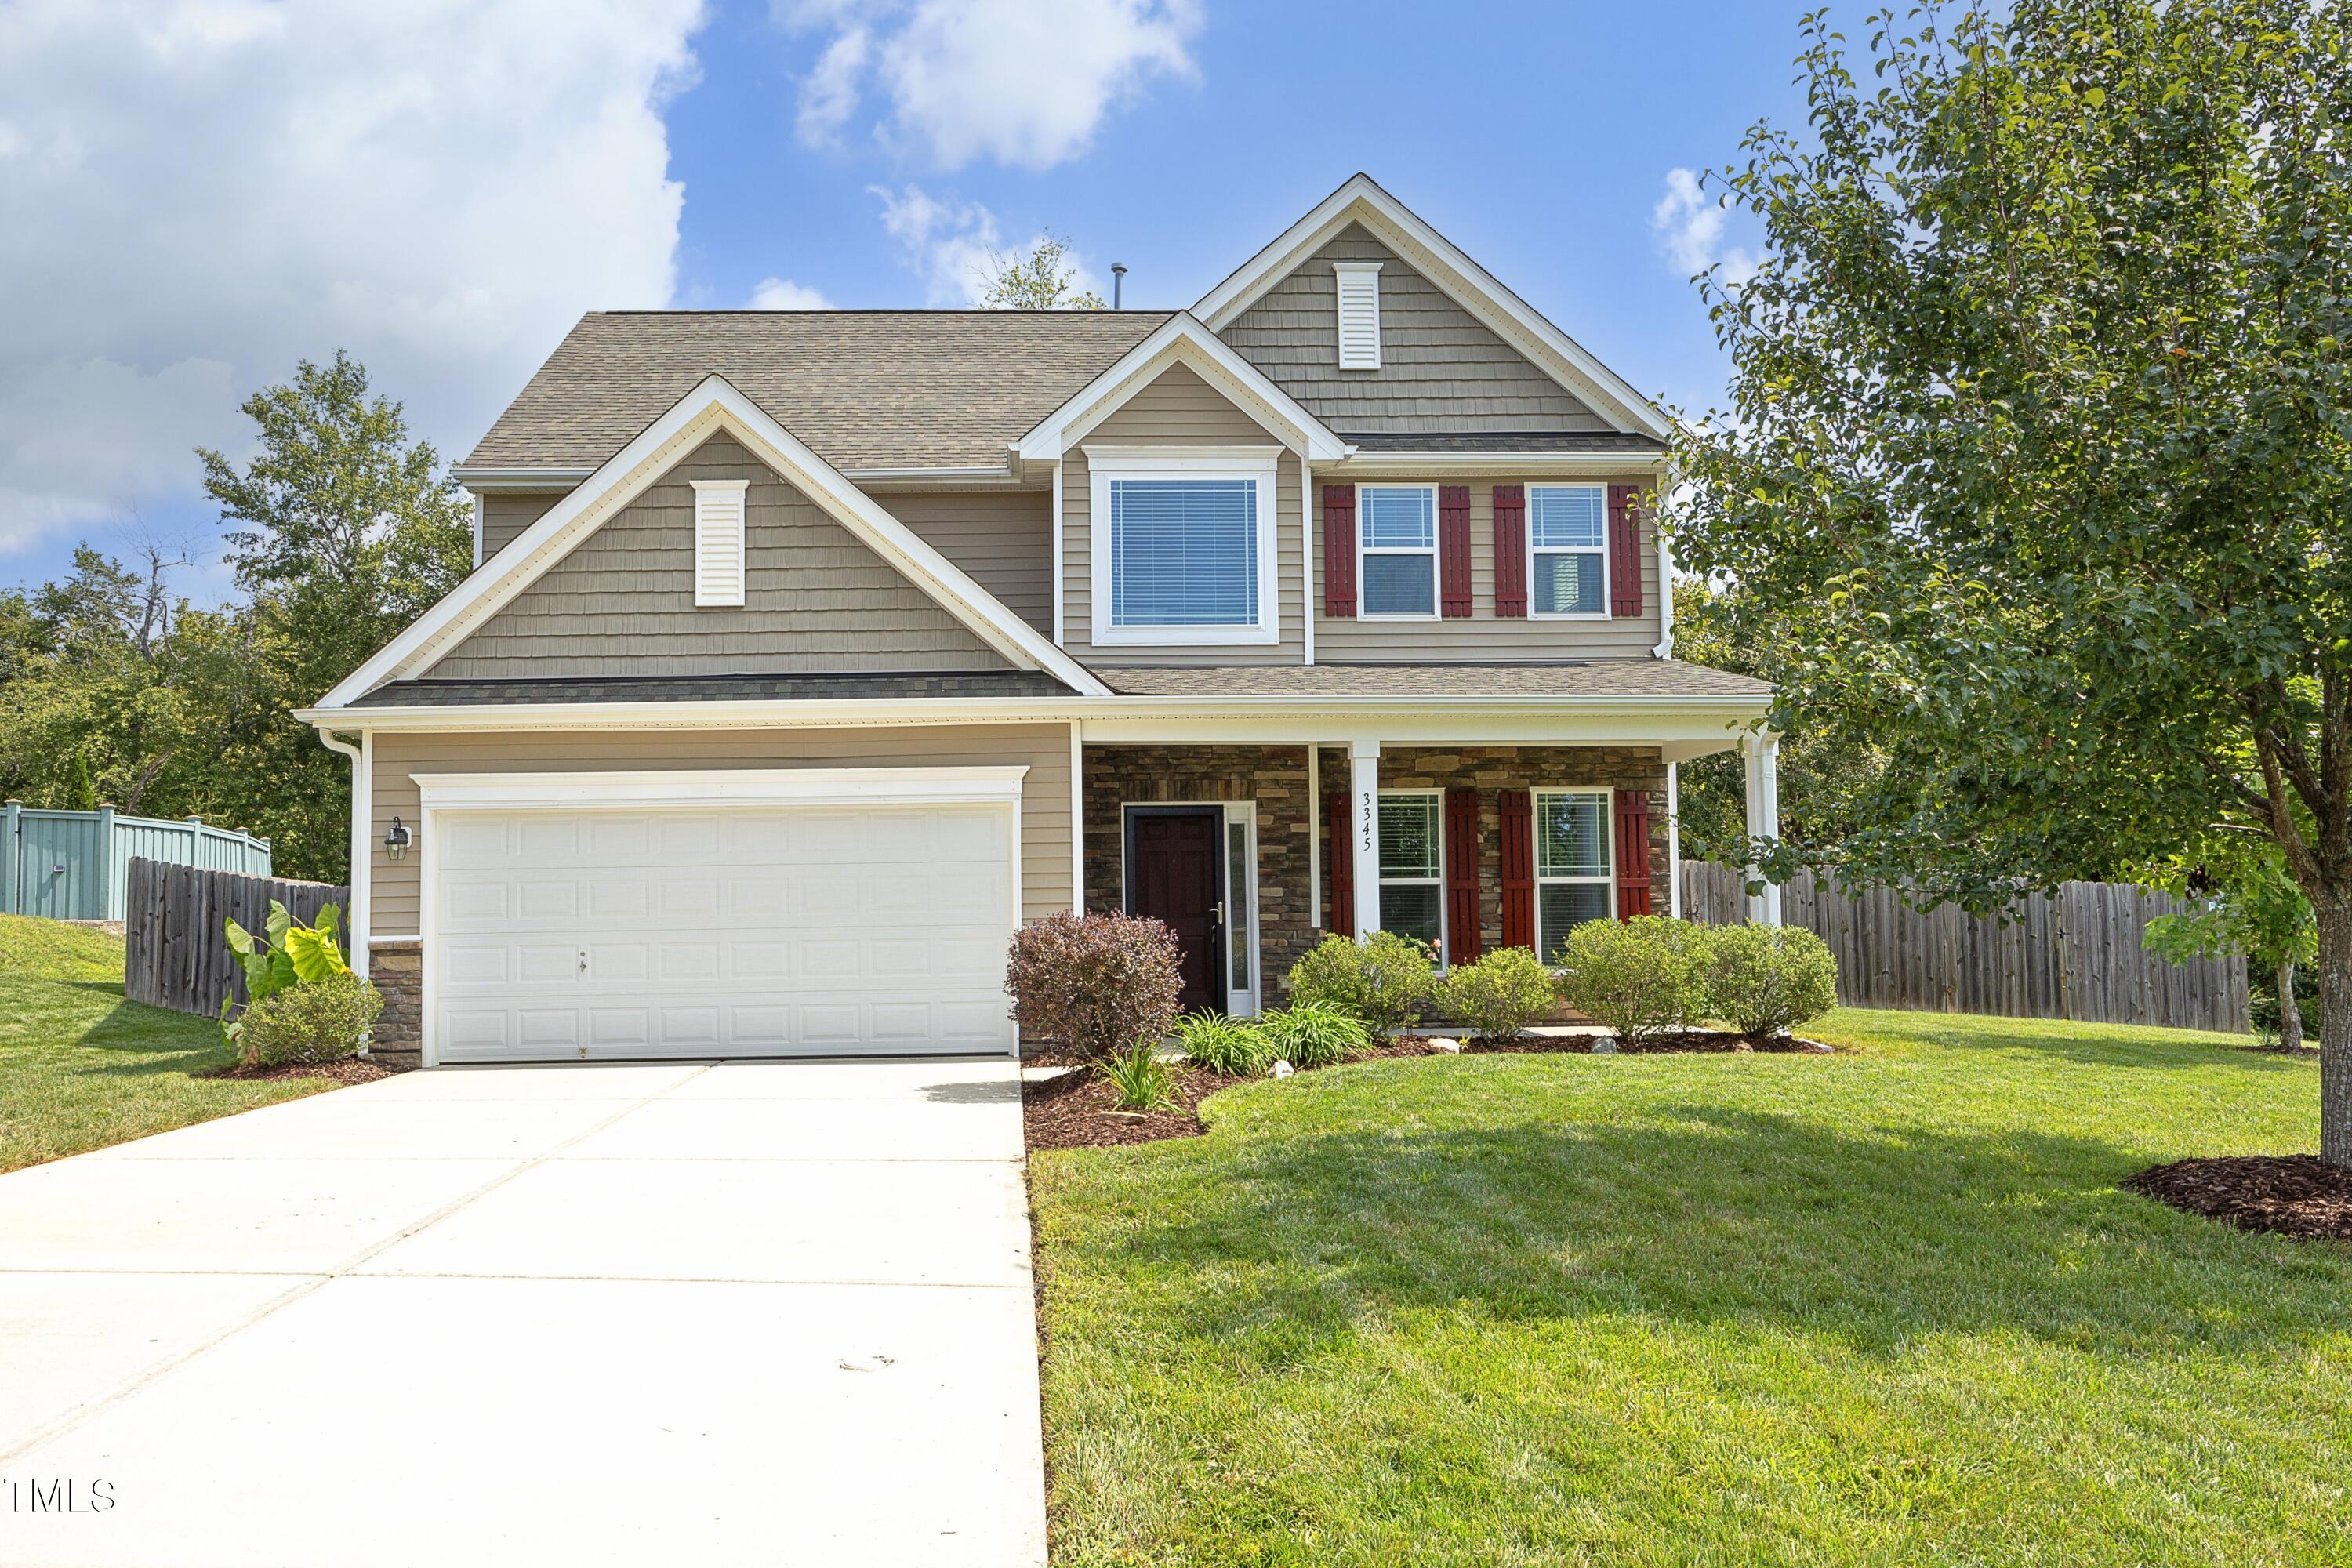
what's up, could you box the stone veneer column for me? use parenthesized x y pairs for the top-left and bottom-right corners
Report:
(368, 946), (423, 1065)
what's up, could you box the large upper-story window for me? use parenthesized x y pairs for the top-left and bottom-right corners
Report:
(1087, 446), (1279, 645)
(1359, 485), (1438, 618)
(1528, 485), (1608, 618)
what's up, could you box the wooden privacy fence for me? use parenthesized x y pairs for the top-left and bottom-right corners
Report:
(124, 858), (349, 1018)
(1679, 861), (2249, 1033)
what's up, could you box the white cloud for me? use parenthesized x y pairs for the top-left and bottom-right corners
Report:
(1653, 167), (1759, 287)
(783, 0), (1200, 171)
(748, 276), (833, 309)
(869, 184), (1103, 307)
(0, 0), (704, 554)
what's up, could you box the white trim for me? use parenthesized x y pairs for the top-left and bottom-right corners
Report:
(1015, 314), (1349, 464)
(1334, 260), (1383, 369)
(689, 478), (748, 608)
(1375, 787), (1446, 962)
(316, 376), (1109, 709)
(370, 933), (422, 946)
(1348, 739), (1380, 939)
(1744, 732), (1783, 926)
(1085, 447), (1282, 648)
(1355, 482), (1440, 620)
(1532, 787), (1617, 963)
(1302, 460), (1316, 665)
(1192, 175), (1674, 441)
(1666, 762), (1683, 918)
(1305, 742), (1321, 928)
(1069, 720), (1084, 914)
(1050, 459), (1066, 646)
(1526, 482), (1611, 621)
(411, 765), (1029, 813)
(1320, 450), (1668, 476)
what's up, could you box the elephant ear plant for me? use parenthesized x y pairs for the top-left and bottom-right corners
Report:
(220, 900), (350, 1047)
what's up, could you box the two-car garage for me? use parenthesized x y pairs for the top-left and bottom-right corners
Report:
(412, 768), (1029, 1063)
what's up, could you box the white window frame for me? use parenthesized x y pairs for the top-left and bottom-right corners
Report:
(1085, 445), (1281, 647)
(1357, 483), (1440, 621)
(1533, 789), (1617, 964)
(690, 477), (748, 608)
(1334, 260), (1383, 369)
(1526, 483), (1611, 621)
(1377, 788), (1446, 963)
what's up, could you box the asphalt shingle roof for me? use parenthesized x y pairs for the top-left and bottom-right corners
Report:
(1097, 660), (1771, 699)
(462, 310), (1177, 474)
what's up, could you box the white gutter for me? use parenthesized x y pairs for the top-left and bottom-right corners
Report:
(315, 730), (369, 978)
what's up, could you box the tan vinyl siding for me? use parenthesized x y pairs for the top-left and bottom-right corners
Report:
(366, 723), (1075, 935)
(479, 492), (569, 558)
(1220, 223), (1610, 434)
(429, 433), (1010, 680)
(869, 488), (1053, 637)
(1314, 474), (1664, 659)
(1061, 362), (1305, 666)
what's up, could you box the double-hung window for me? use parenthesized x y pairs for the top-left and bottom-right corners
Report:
(1534, 790), (1613, 962)
(1087, 447), (1279, 645)
(1377, 792), (1445, 953)
(1528, 485), (1608, 617)
(1359, 485), (1438, 617)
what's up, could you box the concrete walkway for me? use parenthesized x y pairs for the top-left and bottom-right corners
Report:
(0, 1060), (1045, 1567)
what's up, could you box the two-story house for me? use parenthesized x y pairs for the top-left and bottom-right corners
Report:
(298, 175), (1778, 1066)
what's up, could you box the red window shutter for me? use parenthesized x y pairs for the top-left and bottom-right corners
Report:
(1492, 485), (1527, 618)
(1322, 485), (1358, 618)
(1498, 788), (1535, 951)
(1325, 791), (1353, 931)
(1444, 787), (1481, 964)
(1439, 485), (1473, 617)
(1607, 484), (1646, 618)
(1614, 788), (1654, 919)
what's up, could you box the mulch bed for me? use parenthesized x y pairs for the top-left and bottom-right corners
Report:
(2123, 1155), (2352, 1243)
(1022, 1031), (1831, 1152)
(197, 1057), (404, 1085)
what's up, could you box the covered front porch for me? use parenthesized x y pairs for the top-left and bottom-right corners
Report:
(1077, 732), (1781, 1016)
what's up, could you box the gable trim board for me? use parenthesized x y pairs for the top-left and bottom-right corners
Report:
(319, 375), (1110, 710)
(1193, 175), (1672, 442)
(1015, 314), (1349, 464)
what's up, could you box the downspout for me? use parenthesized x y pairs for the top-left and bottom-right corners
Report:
(1651, 457), (1676, 659)
(317, 728), (369, 978)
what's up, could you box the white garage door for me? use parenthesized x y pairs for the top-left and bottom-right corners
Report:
(430, 802), (1017, 1062)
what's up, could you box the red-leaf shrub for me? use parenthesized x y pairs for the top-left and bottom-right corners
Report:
(1004, 911), (1184, 1059)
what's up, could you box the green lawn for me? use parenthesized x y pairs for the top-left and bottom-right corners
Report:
(0, 914), (332, 1171)
(1031, 1009), (2350, 1566)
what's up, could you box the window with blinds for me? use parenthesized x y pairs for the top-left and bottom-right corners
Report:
(1334, 260), (1383, 369)
(690, 479), (747, 608)
(1359, 485), (1437, 616)
(1529, 484), (1607, 617)
(1377, 793), (1445, 953)
(1109, 477), (1259, 627)
(1534, 790), (1613, 961)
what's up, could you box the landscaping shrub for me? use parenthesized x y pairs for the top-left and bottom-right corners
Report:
(1256, 1001), (1371, 1069)
(1175, 1010), (1273, 1076)
(1440, 946), (1561, 1042)
(1553, 916), (1708, 1044)
(233, 970), (383, 1068)
(1005, 911), (1184, 1059)
(1095, 1043), (1181, 1112)
(1700, 923), (1839, 1038)
(1285, 931), (1437, 1033)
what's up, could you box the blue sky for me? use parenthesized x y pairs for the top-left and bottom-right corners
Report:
(0, 0), (1809, 600)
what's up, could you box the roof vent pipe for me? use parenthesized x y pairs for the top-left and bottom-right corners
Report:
(1111, 262), (1127, 310)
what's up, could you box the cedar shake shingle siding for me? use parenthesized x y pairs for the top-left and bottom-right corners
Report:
(426, 433), (1011, 681)
(1219, 223), (1610, 434)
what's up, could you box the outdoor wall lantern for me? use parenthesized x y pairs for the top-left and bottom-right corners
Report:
(383, 816), (412, 862)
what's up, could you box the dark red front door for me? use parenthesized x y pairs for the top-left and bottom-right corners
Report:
(1127, 808), (1224, 1013)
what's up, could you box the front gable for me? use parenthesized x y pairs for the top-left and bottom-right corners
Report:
(1220, 223), (1610, 436)
(427, 432), (1011, 680)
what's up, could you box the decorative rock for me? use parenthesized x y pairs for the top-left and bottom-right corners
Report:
(1270, 1060), (1296, 1079)
(1426, 1037), (1464, 1054)
(1589, 1037), (1620, 1054)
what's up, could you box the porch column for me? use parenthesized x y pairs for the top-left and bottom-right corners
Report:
(1743, 731), (1783, 926)
(1349, 739), (1381, 939)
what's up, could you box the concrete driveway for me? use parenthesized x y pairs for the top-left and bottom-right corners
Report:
(0, 1059), (1044, 1567)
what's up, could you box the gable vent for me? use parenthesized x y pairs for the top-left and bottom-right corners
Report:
(691, 479), (748, 607)
(1333, 260), (1383, 369)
